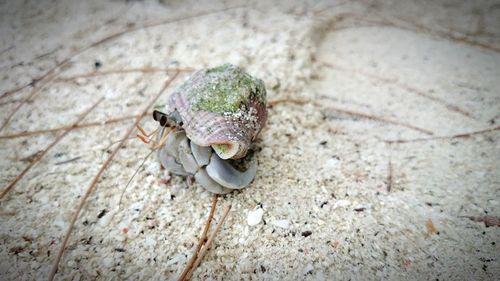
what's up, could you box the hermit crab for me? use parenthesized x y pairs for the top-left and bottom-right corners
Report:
(152, 63), (268, 194)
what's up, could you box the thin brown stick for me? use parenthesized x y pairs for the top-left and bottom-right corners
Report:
(269, 97), (433, 135)
(267, 97), (308, 107)
(54, 157), (82, 166)
(0, 70), (59, 132)
(178, 194), (219, 281)
(0, 98), (23, 107)
(47, 72), (179, 281)
(0, 52), (72, 100)
(461, 215), (500, 227)
(328, 14), (500, 54)
(385, 125), (500, 144)
(0, 84), (31, 100)
(328, 104), (434, 135)
(0, 45), (14, 56)
(393, 16), (500, 54)
(0, 98), (103, 200)
(0, 113), (150, 139)
(33, 46), (61, 60)
(322, 62), (474, 119)
(56, 66), (195, 82)
(0, 44), (61, 73)
(1, 5), (243, 134)
(386, 156), (393, 192)
(0, 5), (244, 101)
(184, 204), (232, 281)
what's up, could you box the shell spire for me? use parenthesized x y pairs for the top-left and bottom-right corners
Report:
(165, 63), (267, 159)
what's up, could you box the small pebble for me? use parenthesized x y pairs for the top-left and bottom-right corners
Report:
(333, 199), (351, 209)
(144, 237), (156, 246)
(354, 204), (370, 212)
(160, 174), (171, 184)
(325, 157), (340, 169)
(247, 208), (264, 226)
(271, 219), (290, 229)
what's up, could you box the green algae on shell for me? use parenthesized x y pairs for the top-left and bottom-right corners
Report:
(183, 63), (267, 113)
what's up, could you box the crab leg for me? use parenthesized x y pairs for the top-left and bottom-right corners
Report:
(136, 125), (159, 144)
(153, 127), (172, 150)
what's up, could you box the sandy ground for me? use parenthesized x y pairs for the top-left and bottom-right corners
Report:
(1, 0), (499, 280)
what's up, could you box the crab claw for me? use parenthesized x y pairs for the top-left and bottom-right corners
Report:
(206, 153), (257, 189)
(194, 169), (232, 194)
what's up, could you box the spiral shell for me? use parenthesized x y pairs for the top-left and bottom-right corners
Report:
(164, 63), (268, 159)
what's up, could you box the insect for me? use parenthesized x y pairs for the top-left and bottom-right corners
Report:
(148, 63), (268, 194)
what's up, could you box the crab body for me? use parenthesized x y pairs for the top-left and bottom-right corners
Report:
(155, 64), (267, 194)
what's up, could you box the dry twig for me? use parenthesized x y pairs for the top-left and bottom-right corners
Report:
(0, 113), (149, 139)
(0, 98), (104, 199)
(0, 5), (243, 101)
(0, 70), (60, 132)
(327, 14), (500, 54)
(56, 66), (194, 82)
(269, 97), (433, 135)
(0, 98), (23, 107)
(322, 62), (474, 119)
(0, 65), (58, 100)
(386, 150), (393, 192)
(462, 215), (500, 227)
(1, 5), (243, 135)
(47, 72), (179, 281)
(184, 204), (232, 281)
(393, 16), (500, 54)
(385, 125), (500, 144)
(326, 104), (434, 135)
(267, 97), (308, 107)
(0, 45), (14, 56)
(178, 194), (219, 281)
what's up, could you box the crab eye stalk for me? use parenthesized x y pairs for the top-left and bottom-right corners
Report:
(153, 110), (182, 127)
(153, 110), (166, 123)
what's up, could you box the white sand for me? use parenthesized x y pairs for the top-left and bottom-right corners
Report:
(1, 0), (499, 280)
